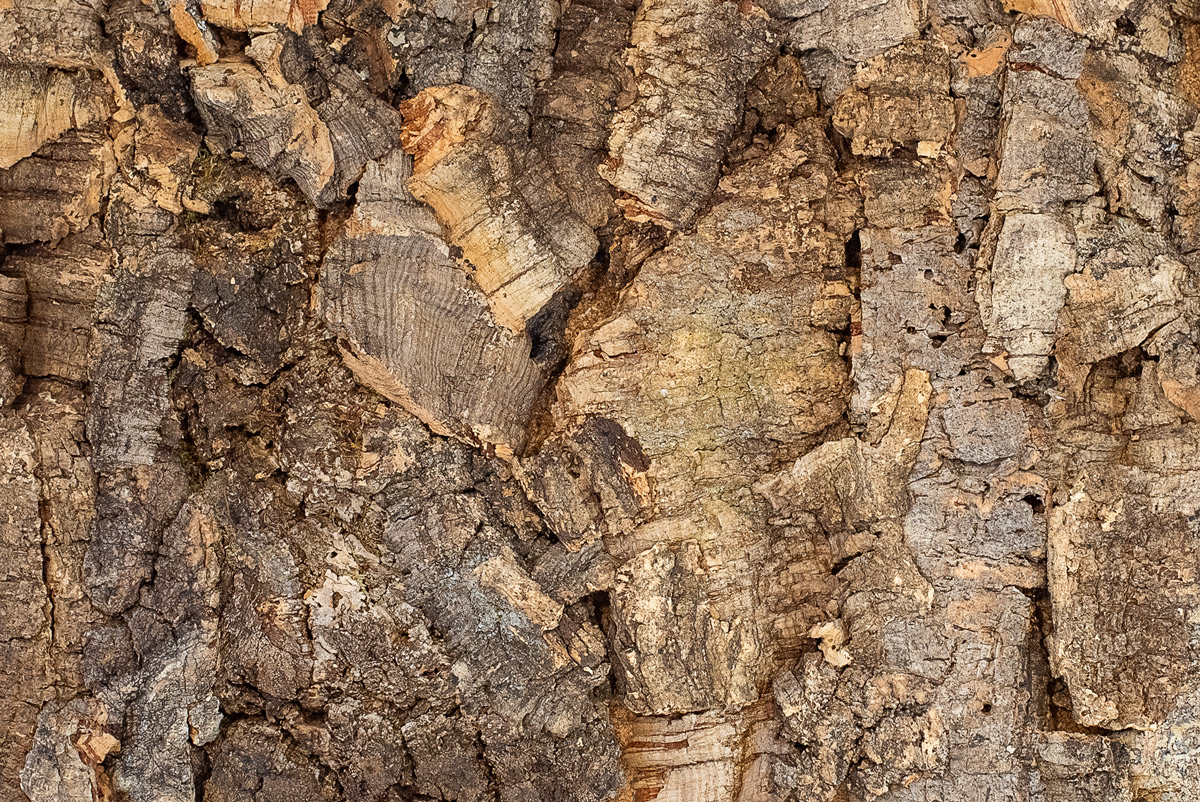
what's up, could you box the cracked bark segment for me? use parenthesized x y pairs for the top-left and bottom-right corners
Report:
(857, 161), (954, 229)
(976, 212), (1077, 382)
(163, 0), (220, 67)
(4, 227), (110, 383)
(1177, 123), (1200, 254)
(517, 416), (653, 550)
(831, 40), (956, 158)
(1054, 219), (1187, 399)
(182, 330), (618, 802)
(787, 0), (924, 67)
(321, 148), (546, 457)
(0, 412), (50, 802)
(614, 703), (784, 802)
(760, 370), (946, 801)
(1077, 46), (1195, 231)
(1008, 16), (1088, 79)
(611, 540), (764, 713)
(542, 119), (855, 716)
(742, 52), (821, 133)
(0, 67), (114, 171)
(1127, 687), (1200, 801)
(108, 0), (195, 117)
(177, 161), (317, 388)
(374, 0), (557, 122)
(400, 85), (599, 332)
(1048, 464), (1200, 730)
(374, 419), (623, 802)
(766, 355), (1052, 801)
(369, 2), (470, 92)
(902, 372), (1048, 579)
(96, 497), (223, 802)
(1033, 733), (1135, 802)
(17, 385), (101, 696)
(0, 126), (114, 245)
(20, 697), (116, 802)
(86, 231), (193, 472)
(459, 0), (559, 122)
(777, 558), (1039, 802)
(189, 33), (402, 207)
(850, 227), (983, 426)
(953, 55), (1004, 179)
(774, 652), (948, 802)
(756, 368), (933, 549)
(0, 381), (99, 802)
(1002, 0), (1132, 39)
(188, 59), (335, 204)
(0, 273), (24, 405)
(193, 0), (328, 32)
(993, 52), (1097, 214)
(532, 0), (634, 228)
(128, 107), (202, 216)
(84, 465), (191, 620)
(1148, 319), (1200, 422)
(0, 0), (108, 70)
(599, 0), (778, 229)
(207, 720), (340, 802)
(212, 483), (313, 703)
(83, 167), (197, 616)
(474, 553), (565, 630)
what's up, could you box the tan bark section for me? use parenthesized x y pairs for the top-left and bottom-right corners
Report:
(0, 68), (113, 170)
(198, 0), (329, 31)
(400, 85), (598, 332)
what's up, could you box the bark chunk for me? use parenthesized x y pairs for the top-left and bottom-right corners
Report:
(600, 0), (778, 228)
(321, 148), (547, 457)
(400, 85), (599, 333)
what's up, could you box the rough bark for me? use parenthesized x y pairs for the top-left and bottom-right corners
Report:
(2, 1), (1200, 802)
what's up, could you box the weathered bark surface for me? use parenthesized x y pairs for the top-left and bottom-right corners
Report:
(2, 1), (1200, 801)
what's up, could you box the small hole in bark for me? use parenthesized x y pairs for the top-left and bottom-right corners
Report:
(931, 334), (948, 349)
(923, 269), (934, 281)
(211, 199), (261, 232)
(954, 233), (968, 254)
(982, 703), (993, 714)
(215, 25), (251, 58)
(844, 231), (862, 270)
(588, 590), (612, 633)
(1023, 495), (1045, 514)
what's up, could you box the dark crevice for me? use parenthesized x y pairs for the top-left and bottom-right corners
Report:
(844, 229), (862, 273)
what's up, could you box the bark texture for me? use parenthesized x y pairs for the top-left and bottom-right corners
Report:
(1, 1), (1200, 801)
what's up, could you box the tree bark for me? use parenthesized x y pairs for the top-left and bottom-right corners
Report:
(2, 1), (1200, 801)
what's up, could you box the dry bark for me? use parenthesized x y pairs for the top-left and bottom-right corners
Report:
(2, 1), (1200, 802)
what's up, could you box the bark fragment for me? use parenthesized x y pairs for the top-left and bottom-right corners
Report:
(320, 148), (547, 457)
(600, 0), (778, 228)
(189, 33), (402, 207)
(400, 85), (599, 333)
